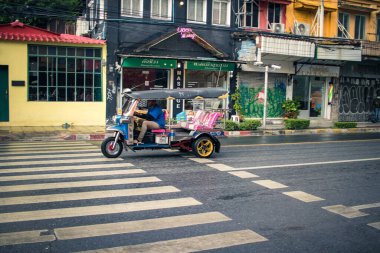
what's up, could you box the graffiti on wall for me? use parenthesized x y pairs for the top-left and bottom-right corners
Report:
(239, 80), (286, 118)
(338, 77), (380, 122)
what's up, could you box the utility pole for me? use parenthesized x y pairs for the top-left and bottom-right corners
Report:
(320, 0), (324, 37)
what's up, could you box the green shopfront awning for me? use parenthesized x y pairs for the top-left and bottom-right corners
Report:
(186, 61), (235, 71)
(122, 57), (177, 69)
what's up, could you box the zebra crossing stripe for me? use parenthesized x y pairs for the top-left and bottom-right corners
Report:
(0, 230), (56, 246)
(282, 191), (324, 203)
(0, 169), (146, 182)
(228, 171), (259, 179)
(0, 198), (202, 223)
(76, 230), (267, 253)
(0, 141), (89, 147)
(0, 186), (179, 206)
(368, 222), (380, 230)
(0, 163), (134, 174)
(0, 146), (97, 152)
(0, 143), (94, 150)
(252, 180), (288, 189)
(188, 158), (215, 164)
(0, 148), (99, 156)
(0, 152), (103, 161)
(55, 212), (231, 240)
(0, 157), (122, 167)
(0, 177), (161, 193)
(322, 205), (368, 218)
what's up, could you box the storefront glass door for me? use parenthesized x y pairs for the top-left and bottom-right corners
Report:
(293, 76), (326, 118)
(309, 77), (325, 117)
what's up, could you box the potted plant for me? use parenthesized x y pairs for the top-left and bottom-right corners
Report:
(282, 99), (300, 119)
(231, 88), (244, 121)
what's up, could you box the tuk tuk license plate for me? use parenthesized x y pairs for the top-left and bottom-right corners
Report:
(155, 136), (168, 144)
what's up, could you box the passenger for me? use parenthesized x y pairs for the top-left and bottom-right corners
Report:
(134, 100), (165, 144)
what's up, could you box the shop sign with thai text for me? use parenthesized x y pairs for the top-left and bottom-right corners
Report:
(122, 58), (177, 69)
(187, 61), (235, 71)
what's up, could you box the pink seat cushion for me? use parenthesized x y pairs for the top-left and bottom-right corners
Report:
(152, 129), (166, 133)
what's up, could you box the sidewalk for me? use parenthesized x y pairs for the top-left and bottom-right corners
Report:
(1, 122), (380, 142)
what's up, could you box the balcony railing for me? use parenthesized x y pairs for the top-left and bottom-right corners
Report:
(361, 40), (380, 57)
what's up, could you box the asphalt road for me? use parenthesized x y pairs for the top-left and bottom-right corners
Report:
(0, 133), (379, 252)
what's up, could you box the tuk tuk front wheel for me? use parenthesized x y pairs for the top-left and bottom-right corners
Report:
(101, 137), (123, 158)
(192, 136), (215, 158)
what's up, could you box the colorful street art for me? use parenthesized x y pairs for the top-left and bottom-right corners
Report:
(338, 77), (380, 122)
(239, 80), (286, 118)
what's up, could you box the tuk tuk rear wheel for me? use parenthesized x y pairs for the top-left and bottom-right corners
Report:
(192, 136), (215, 158)
(101, 137), (123, 158)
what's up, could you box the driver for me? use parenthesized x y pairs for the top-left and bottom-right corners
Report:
(134, 100), (165, 144)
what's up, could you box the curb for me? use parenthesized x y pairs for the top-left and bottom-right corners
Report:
(224, 127), (380, 137)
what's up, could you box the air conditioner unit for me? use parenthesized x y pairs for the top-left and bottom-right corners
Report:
(271, 23), (285, 33)
(294, 23), (310, 36)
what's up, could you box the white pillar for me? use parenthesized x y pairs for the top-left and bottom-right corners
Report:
(320, 0), (324, 37)
(263, 66), (269, 129)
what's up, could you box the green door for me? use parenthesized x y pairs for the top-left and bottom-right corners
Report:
(0, 66), (9, 122)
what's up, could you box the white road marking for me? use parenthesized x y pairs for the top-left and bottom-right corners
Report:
(188, 158), (215, 163)
(227, 157), (380, 171)
(228, 171), (259, 179)
(0, 148), (99, 156)
(0, 177), (161, 193)
(0, 198), (202, 223)
(55, 212), (230, 240)
(0, 169), (146, 182)
(0, 186), (179, 206)
(322, 205), (368, 218)
(0, 143), (94, 150)
(0, 141), (89, 147)
(0, 152), (103, 161)
(252, 180), (288, 189)
(223, 139), (380, 148)
(0, 163), (134, 174)
(351, 202), (380, 210)
(0, 230), (56, 246)
(76, 230), (267, 253)
(206, 163), (234, 171)
(0, 157), (122, 167)
(282, 191), (324, 203)
(0, 146), (97, 152)
(368, 222), (380, 230)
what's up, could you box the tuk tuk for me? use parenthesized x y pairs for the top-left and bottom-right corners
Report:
(101, 88), (227, 158)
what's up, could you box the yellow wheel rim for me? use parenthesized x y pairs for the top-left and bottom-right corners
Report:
(196, 139), (214, 157)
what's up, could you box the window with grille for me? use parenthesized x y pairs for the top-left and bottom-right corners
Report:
(354, 15), (366, 40)
(187, 0), (207, 23)
(151, 0), (172, 20)
(212, 0), (230, 26)
(267, 2), (282, 29)
(121, 0), (143, 17)
(28, 45), (102, 102)
(338, 12), (350, 38)
(238, 0), (259, 28)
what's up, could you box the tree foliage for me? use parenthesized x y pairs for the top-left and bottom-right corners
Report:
(0, 0), (81, 28)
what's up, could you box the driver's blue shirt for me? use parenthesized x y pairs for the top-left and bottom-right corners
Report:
(148, 105), (165, 128)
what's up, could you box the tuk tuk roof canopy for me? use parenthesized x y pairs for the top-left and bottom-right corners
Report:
(127, 88), (228, 100)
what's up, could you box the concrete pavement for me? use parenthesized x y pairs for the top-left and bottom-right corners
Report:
(1, 122), (380, 142)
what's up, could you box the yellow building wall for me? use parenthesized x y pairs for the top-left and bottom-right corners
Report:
(338, 9), (378, 41)
(286, 0), (338, 38)
(0, 41), (107, 126)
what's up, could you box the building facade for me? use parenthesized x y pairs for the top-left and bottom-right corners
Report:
(86, 0), (380, 124)
(0, 21), (107, 126)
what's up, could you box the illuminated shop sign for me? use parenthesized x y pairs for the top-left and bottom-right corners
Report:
(177, 27), (196, 39)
